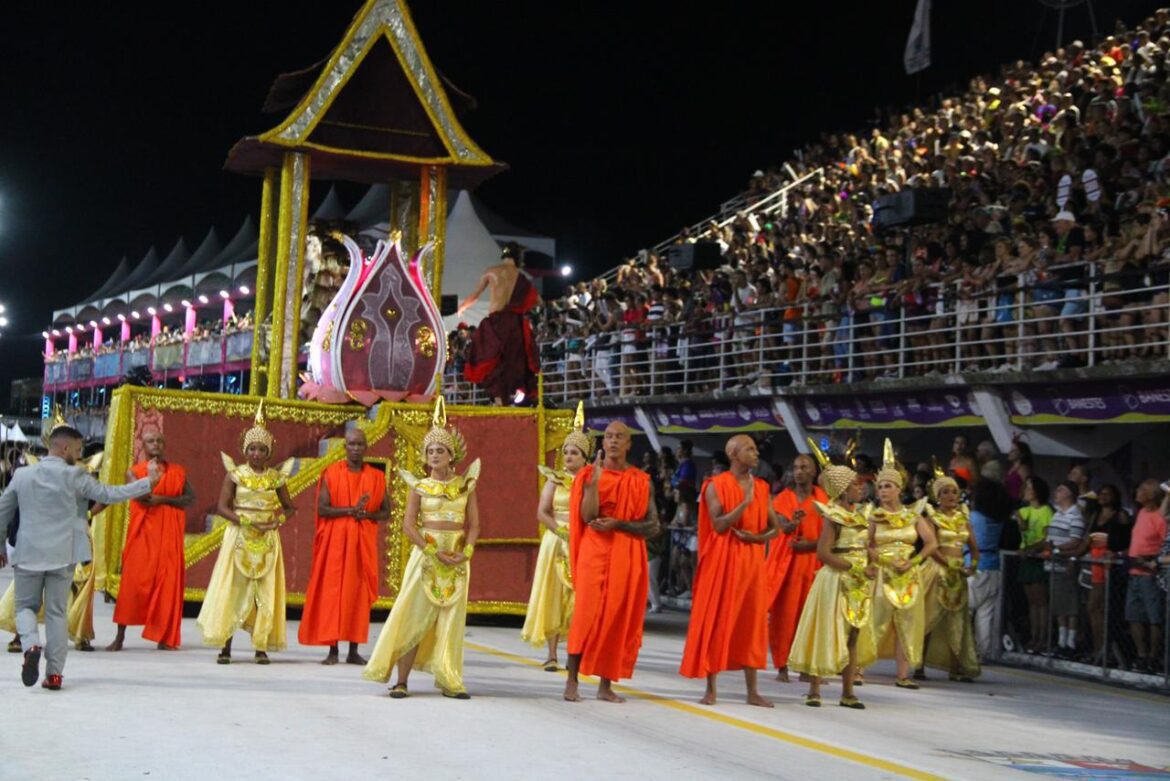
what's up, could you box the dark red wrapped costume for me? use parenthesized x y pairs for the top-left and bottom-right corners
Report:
(464, 274), (540, 401)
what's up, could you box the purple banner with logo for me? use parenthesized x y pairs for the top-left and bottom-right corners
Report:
(650, 402), (782, 433)
(1006, 381), (1170, 423)
(584, 408), (642, 434)
(798, 391), (985, 428)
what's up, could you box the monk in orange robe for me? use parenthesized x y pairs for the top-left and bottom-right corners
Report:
(680, 435), (781, 707)
(108, 432), (194, 651)
(299, 428), (390, 664)
(767, 453), (828, 680)
(564, 422), (659, 703)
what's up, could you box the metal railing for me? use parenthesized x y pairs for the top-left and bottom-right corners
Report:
(593, 168), (825, 288)
(533, 263), (1170, 406)
(1000, 549), (1169, 689)
(43, 330), (256, 387)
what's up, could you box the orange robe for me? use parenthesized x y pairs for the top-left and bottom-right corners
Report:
(298, 461), (385, 646)
(567, 464), (651, 682)
(113, 461), (188, 648)
(766, 485), (828, 669)
(679, 472), (770, 678)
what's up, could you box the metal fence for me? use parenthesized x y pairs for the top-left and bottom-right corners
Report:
(534, 264), (1170, 406)
(999, 549), (1169, 689)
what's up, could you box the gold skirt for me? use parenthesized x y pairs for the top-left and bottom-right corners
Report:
(921, 558), (980, 677)
(872, 563), (926, 668)
(363, 529), (469, 694)
(788, 555), (877, 679)
(195, 524), (287, 652)
(520, 523), (573, 648)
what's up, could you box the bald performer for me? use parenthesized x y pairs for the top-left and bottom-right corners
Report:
(680, 435), (781, 706)
(564, 422), (659, 703)
(298, 429), (390, 664)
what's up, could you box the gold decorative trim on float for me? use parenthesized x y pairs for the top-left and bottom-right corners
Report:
(249, 167), (278, 395)
(99, 386), (573, 616)
(256, 0), (495, 169)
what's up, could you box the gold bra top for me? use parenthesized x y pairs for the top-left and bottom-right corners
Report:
(870, 504), (920, 554)
(401, 459), (481, 526)
(814, 501), (869, 551)
(538, 465), (576, 524)
(219, 454), (294, 517)
(926, 504), (970, 548)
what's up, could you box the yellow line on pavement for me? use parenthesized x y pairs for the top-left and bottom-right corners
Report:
(466, 641), (945, 781)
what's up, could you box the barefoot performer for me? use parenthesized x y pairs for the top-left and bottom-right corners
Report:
(679, 435), (780, 707)
(521, 402), (589, 671)
(563, 421), (659, 703)
(767, 452), (828, 682)
(299, 428), (389, 665)
(364, 395), (480, 699)
(196, 402), (296, 665)
(108, 432), (194, 651)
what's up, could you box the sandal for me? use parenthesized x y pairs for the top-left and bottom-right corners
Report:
(76, 640), (95, 652)
(7, 638), (21, 653)
(542, 658), (559, 672)
(389, 683), (410, 699)
(948, 673), (975, 683)
(853, 672), (864, 686)
(442, 688), (471, 700)
(804, 694), (822, 707)
(839, 696), (866, 710)
(894, 678), (920, 690)
(255, 652), (270, 665)
(216, 651), (231, 665)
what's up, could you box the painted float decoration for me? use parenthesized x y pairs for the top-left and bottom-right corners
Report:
(302, 233), (446, 406)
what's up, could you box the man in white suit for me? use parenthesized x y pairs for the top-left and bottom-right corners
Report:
(0, 426), (158, 690)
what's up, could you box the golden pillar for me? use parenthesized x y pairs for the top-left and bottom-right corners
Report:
(266, 152), (312, 399)
(418, 165), (448, 298)
(389, 180), (420, 257)
(249, 167), (279, 396)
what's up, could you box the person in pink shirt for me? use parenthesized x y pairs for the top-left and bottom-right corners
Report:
(1127, 480), (1167, 674)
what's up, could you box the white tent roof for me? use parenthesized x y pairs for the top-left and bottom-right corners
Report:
(0, 423), (29, 444)
(441, 190), (507, 330)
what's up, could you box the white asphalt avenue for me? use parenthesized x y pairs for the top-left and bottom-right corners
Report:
(1, 571), (1166, 780)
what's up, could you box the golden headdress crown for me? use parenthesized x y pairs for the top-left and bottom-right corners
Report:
(929, 456), (959, 501)
(422, 394), (466, 463)
(821, 464), (859, 502)
(808, 436), (859, 500)
(563, 401), (593, 460)
(42, 405), (71, 446)
(875, 438), (905, 489)
(241, 400), (275, 454)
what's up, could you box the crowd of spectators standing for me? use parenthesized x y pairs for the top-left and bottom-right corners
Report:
(463, 12), (1170, 400)
(638, 433), (1169, 676)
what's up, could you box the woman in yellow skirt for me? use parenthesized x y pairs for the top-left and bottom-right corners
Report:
(789, 453), (877, 710)
(867, 440), (938, 689)
(521, 403), (589, 671)
(196, 403), (295, 664)
(920, 475), (980, 681)
(364, 396), (481, 699)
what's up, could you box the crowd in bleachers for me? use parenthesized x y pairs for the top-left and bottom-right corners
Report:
(521, 11), (1170, 399)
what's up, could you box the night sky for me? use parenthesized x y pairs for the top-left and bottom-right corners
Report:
(1, 0), (1161, 405)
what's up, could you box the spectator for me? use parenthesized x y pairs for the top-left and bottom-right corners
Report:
(1017, 476), (1054, 654)
(1047, 480), (1088, 659)
(976, 440), (1004, 482)
(1085, 484), (1132, 666)
(1005, 439), (1034, 503)
(1126, 479), (1167, 673)
(969, 477), (1013, 662)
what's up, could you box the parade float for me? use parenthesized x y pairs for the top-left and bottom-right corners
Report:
(95, 0), (571, 615)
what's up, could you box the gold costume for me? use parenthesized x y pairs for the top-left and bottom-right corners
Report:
(520, 466), (575, 647)
(788, 501), (877, 678)
(195, 456), (294, 652)
(363, 460), (481, 694)
(921, 505), (980, 678)
(870, 504), (927, 668)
